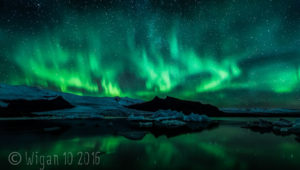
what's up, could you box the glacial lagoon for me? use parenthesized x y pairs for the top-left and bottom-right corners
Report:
(0, 118), (299, 170)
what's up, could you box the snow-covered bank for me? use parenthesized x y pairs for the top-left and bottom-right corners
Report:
(0, 84), (143, 119)
(221, 108), (300, 114)
(1, 84), (300, 119)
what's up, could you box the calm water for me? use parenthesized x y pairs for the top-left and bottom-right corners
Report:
(0, 119), (299, 170)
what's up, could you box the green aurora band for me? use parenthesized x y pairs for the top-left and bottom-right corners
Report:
(0, 0), (300, 108)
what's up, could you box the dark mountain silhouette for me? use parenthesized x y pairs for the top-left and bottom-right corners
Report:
(126, 96), (225, 116)
(0, 96), (74, 116)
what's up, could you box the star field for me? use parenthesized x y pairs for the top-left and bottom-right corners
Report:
(0, 0), (300, 108)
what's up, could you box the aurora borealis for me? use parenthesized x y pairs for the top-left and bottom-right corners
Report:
(0, 0), (300, 108)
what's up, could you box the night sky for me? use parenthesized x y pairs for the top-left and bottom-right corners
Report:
(0, 0), (300, 108)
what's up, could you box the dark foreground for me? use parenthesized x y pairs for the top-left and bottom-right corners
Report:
(0, 118), (299, 170)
